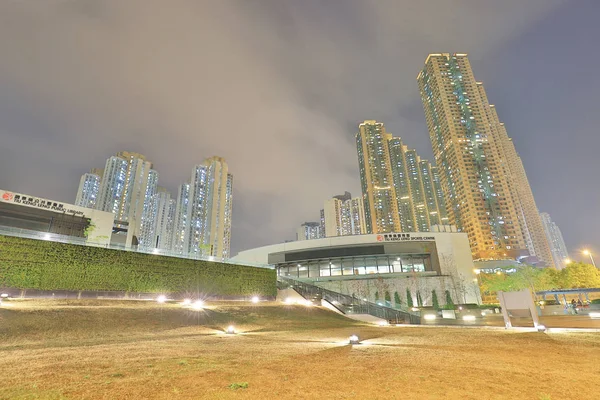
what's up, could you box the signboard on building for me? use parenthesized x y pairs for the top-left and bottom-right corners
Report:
(0, 188), (115, 246)
(1, 190), (85, 216)
(376, 233), (435, 242)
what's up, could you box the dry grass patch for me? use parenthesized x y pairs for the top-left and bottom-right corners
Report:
(1, 299), (599, 399)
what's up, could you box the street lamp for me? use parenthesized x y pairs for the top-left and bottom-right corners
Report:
(583, 250), (596, 268)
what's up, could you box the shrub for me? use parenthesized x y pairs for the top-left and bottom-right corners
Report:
(444, 290), (454, 309)
(431, 290), (439, 310)
(0, 235), (276, 297)
(384, 291), (391, 306)
(394, 291), (402, 308)
(416, 291), (423, 307)
(406, 288), (413, 308)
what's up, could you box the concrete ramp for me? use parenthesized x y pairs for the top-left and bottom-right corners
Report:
(342, 313), (388, 325)
(276, 288), (305, 303)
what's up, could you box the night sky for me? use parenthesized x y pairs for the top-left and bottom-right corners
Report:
(0, 0), (598, 260)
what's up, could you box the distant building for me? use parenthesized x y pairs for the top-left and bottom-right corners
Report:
(151, 187), (176, 251)
(74, 168), (102, 209)
(184, 156), (233, 259)
(323, 192), (366, 237)
(540, 212), (570, 270)
(356, 120), (447, 234)
(417, 53), (554, 267)
(297, 222), (323, 241)
(172, 183), (190, 255)
(94, 151), (159, 249)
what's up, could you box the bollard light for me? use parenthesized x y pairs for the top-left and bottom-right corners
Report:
(537, 324), (547, 333)
(156, 295), (167, 304)
(226, 325), (236, 334)
(349, 334), (360, 345)
(182, 298), (192, 306)
(251, 296), (260, 304)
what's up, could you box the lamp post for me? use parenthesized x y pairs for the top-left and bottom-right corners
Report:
(583, 250), (596, 268)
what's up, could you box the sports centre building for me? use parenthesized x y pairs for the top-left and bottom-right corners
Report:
(233, 230), (482, 305)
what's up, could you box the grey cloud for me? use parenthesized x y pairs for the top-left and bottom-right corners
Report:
(0, 0), (576, 254)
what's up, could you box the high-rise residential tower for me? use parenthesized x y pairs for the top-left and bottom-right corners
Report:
(417, 53), (554, 266)
(172, 182), (190, 254)
(151, 187), (176, 251)
(356, 120), (447, 234)
(297, 222), (323, 241)
(323, 192), (367, 237)
(540, 212), (569, 270)
(184, 156), (233, 259)
(96, 151), (158, 248)
(75, 168), (103, 209)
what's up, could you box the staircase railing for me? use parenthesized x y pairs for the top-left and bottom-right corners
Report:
(278, 276), (420, 324)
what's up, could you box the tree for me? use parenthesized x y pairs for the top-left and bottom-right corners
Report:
(559, 263), (600, 288)
(394, 291), (402, 308)
(374, 291), (379, 303)
(431, 290), (440, 310)
(445, 290), (454, 309)
(83, 222), (96, 239)
(384, 291), (391, 306)
(480, 266), (560, 294)
(416, 291), (423, 307)
(406, 288), (414, 308)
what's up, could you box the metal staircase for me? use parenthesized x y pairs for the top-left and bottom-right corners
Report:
(278, 276), (420, 324)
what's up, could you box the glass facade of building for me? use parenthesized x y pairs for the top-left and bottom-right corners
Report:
(277, 253), (432, 278)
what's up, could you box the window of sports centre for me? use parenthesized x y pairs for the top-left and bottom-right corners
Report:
(276, 254), (432, 278)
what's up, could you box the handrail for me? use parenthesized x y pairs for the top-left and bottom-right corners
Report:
(278, 276), (420, 324)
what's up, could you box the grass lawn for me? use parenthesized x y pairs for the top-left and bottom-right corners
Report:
(1, 299), (599, 399)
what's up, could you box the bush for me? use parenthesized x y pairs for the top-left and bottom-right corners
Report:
(0, 235), (276, 297)
(384, 290), (391, 306)
(444, 290), (454, 310)
(394, 291), (402, 308)
(406, 288), (413, 308)
(591, 299), (600, 305)
(431, 290), (439, 310)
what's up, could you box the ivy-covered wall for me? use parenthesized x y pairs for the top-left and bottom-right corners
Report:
(0, 235), (276, 297)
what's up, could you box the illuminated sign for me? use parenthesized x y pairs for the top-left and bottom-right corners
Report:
(0, 190), (85, 216)
(380, 233), (435, 242)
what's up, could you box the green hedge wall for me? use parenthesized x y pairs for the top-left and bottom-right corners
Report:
(0, 235), (276, 297)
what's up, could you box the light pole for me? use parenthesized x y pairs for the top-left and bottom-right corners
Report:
(583, 250), (596, 268)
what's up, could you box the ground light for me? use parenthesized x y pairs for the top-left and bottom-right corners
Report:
(226, 325), (236, 334)
(536, 324), (547, 333)
(182, 298), (192, 306)
(192, 300), (204, 310)
(349, 334), (360, 345)
(156, 295), (167, 303)
(251, 296), (259, 304)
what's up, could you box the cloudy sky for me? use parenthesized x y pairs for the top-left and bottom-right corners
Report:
(0, 0), (598, 259)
